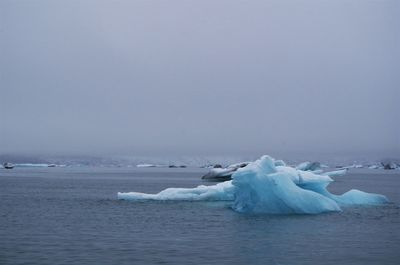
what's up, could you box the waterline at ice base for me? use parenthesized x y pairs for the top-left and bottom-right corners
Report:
(118, 155), (389, 214)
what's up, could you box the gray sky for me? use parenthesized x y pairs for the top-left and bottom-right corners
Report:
(1, 0), (399, 157)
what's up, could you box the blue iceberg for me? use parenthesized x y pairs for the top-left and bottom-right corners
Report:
(118, 155), (388, 214)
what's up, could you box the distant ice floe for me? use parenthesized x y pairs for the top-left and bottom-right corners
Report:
(381, 161), (399, 170)
(136, 163), (187, 168)
(118, 155), (389, 214)
(336, 164), (364, 170)
(14, 163), (51, 167)
(136, 164), (157, 168)
(0, 163), (66, 169)
(10, 163), (64, 168)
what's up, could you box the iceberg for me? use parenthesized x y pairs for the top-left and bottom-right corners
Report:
(201, 162), (251, 181)
(382, 161), (398, 170)
(118, 155), (389, 214)
(231, 157), (340, 214)
(296, 161), (321, 171)
(201, 167), (237, 181)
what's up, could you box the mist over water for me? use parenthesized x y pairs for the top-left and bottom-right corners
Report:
(1, 0), (399, 158)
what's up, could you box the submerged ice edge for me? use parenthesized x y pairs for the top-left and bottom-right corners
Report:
(118, 155), (389, 214)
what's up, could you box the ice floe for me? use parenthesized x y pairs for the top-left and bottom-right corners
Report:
(118, 155), (389, 214)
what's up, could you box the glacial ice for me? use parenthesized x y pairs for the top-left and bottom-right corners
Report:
(201, 162), (251, 180)
(118, 155), (389, 214)
(296, 161), (321, 171)
(118, 181), (234, 201)
(15, 163), (51, 167)
(136, 164), (156, 168)
(323, 169), (348, 177)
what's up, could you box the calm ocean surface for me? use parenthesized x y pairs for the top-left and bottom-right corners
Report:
(1, 167), (399, 265)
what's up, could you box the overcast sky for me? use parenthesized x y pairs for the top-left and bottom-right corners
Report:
(1, 0), (399, 157)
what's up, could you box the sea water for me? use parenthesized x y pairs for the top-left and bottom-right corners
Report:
(0, 167), (399, 264)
